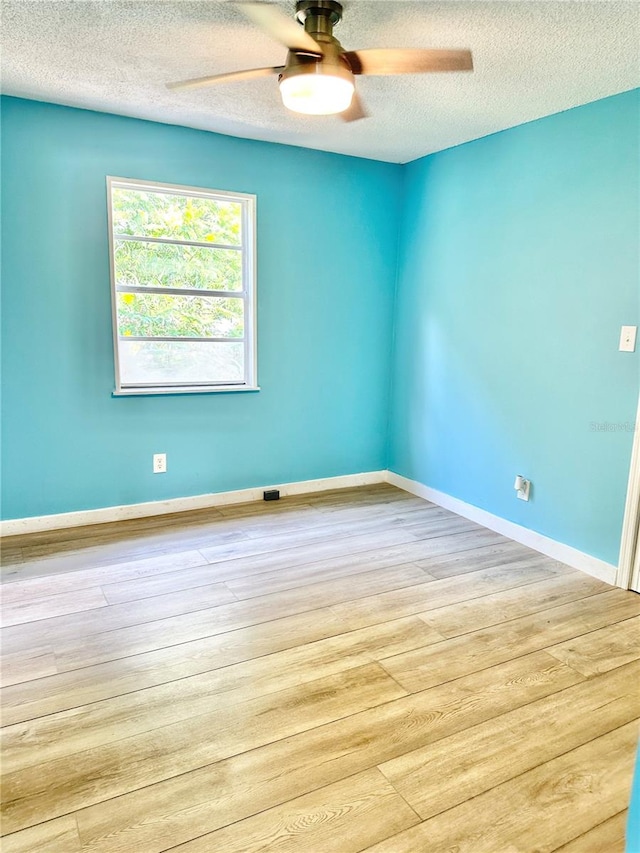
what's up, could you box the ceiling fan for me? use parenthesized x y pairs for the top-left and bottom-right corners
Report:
(167, 1), (473, 121)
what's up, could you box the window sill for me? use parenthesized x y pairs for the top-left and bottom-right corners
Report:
(112, 386), (261, 397)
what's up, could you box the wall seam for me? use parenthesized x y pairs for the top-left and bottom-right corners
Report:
(383, 164), (408, 471)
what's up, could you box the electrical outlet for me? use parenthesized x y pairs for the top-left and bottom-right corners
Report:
(514, 475), (531, 502)
(153, 453), (167, 474)
(619, 325), (637, 353)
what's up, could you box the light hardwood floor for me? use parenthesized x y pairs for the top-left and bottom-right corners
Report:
(1, 483), (638, 852)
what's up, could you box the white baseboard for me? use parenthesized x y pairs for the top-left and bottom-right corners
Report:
(0, 471), (387, 537)
(0, 468), (620, 587)
(385, 471), (618, 586)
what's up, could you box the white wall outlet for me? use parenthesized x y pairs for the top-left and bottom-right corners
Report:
(514, 475), (531, 502)
(153, 453), (167, 474)
(619, 325), (637, 353)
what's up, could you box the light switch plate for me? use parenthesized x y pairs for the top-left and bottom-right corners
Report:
(619, 326), (637, 353)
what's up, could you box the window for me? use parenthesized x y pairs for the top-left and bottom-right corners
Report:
(107, 177), (257, 395)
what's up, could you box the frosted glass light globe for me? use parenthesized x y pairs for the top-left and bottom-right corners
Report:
(280, 72), (354, 115)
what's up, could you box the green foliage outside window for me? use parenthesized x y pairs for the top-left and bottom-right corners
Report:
(112, 188), (245, 340)
(112, 188), (242, 243)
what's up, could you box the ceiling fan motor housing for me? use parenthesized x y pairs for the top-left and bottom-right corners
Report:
(280, 0), (353, 87)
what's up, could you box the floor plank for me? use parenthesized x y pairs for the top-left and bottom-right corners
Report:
(552, 810), (628, 852)
(420, 571), (610, 637)
(0, 550), (207, 603)
(200, 502), (444, 558)
(547, 615), (640, 677)
(0, 563), (429, 658)
(362, 721), (639, 853)
(413, 539), (561, 578)
(198, 526), (420, 574)
(49, 602), (352, 676)
(1, 663), (406, 833)
(381, 589), (640, 692)
(4, 581), (237, 641)
(2, 610), (396, 725)
(0, 587), (109, 628)
(0, 646), (57, 688)
(1, 815), (81, 853)
(378, 660), (640, 820)
(330, 559), (562, 630)
(1, 616), (439, 753)
(72, 652), (582, 853)
(167, 768), (420, 853)
(99, 532), (432, 606)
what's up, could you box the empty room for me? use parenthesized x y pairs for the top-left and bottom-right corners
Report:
(1, 1), (639, 851)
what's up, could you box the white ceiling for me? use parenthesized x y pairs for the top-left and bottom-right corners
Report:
(1, 1), (638, 163)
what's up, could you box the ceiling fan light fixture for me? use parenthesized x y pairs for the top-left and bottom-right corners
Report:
(279, 66), (354, 115)
(167, 0), (474, 126)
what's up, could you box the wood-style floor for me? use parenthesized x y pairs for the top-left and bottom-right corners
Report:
(1, 483), (638, 853)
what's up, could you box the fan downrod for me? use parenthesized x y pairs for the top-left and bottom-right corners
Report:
(296, 1), (344, 38)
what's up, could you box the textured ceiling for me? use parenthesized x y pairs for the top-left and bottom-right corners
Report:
(1, 1), (638, 163)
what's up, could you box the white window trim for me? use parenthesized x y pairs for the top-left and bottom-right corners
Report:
(106, 176), (259, 396)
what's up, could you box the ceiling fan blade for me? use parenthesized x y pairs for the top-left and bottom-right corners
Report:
(236, 2), (323, 54)
(344, 48), (473, 76)
(167, 66), (284, 91)
(340, 91), (368, 123)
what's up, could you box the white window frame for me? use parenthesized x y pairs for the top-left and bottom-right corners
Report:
(107, 176), (258, 396)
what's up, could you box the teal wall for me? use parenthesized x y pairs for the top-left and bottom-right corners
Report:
(0, 97), (402, 518)
(628, 744), (640, 853)
(389, 90), (640, 565)
(2, 92), (638, 567)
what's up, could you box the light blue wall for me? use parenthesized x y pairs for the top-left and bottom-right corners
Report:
(1, 97), (403, 519)
(389, 90), (640, 565)
(3, 93), (638, 565)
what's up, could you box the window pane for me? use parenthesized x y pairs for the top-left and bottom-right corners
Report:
(114, 240), (242, 292)
(119, 340), (245, 386)
(112, 188), (242, 245)
(117, 293), (244, 339)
